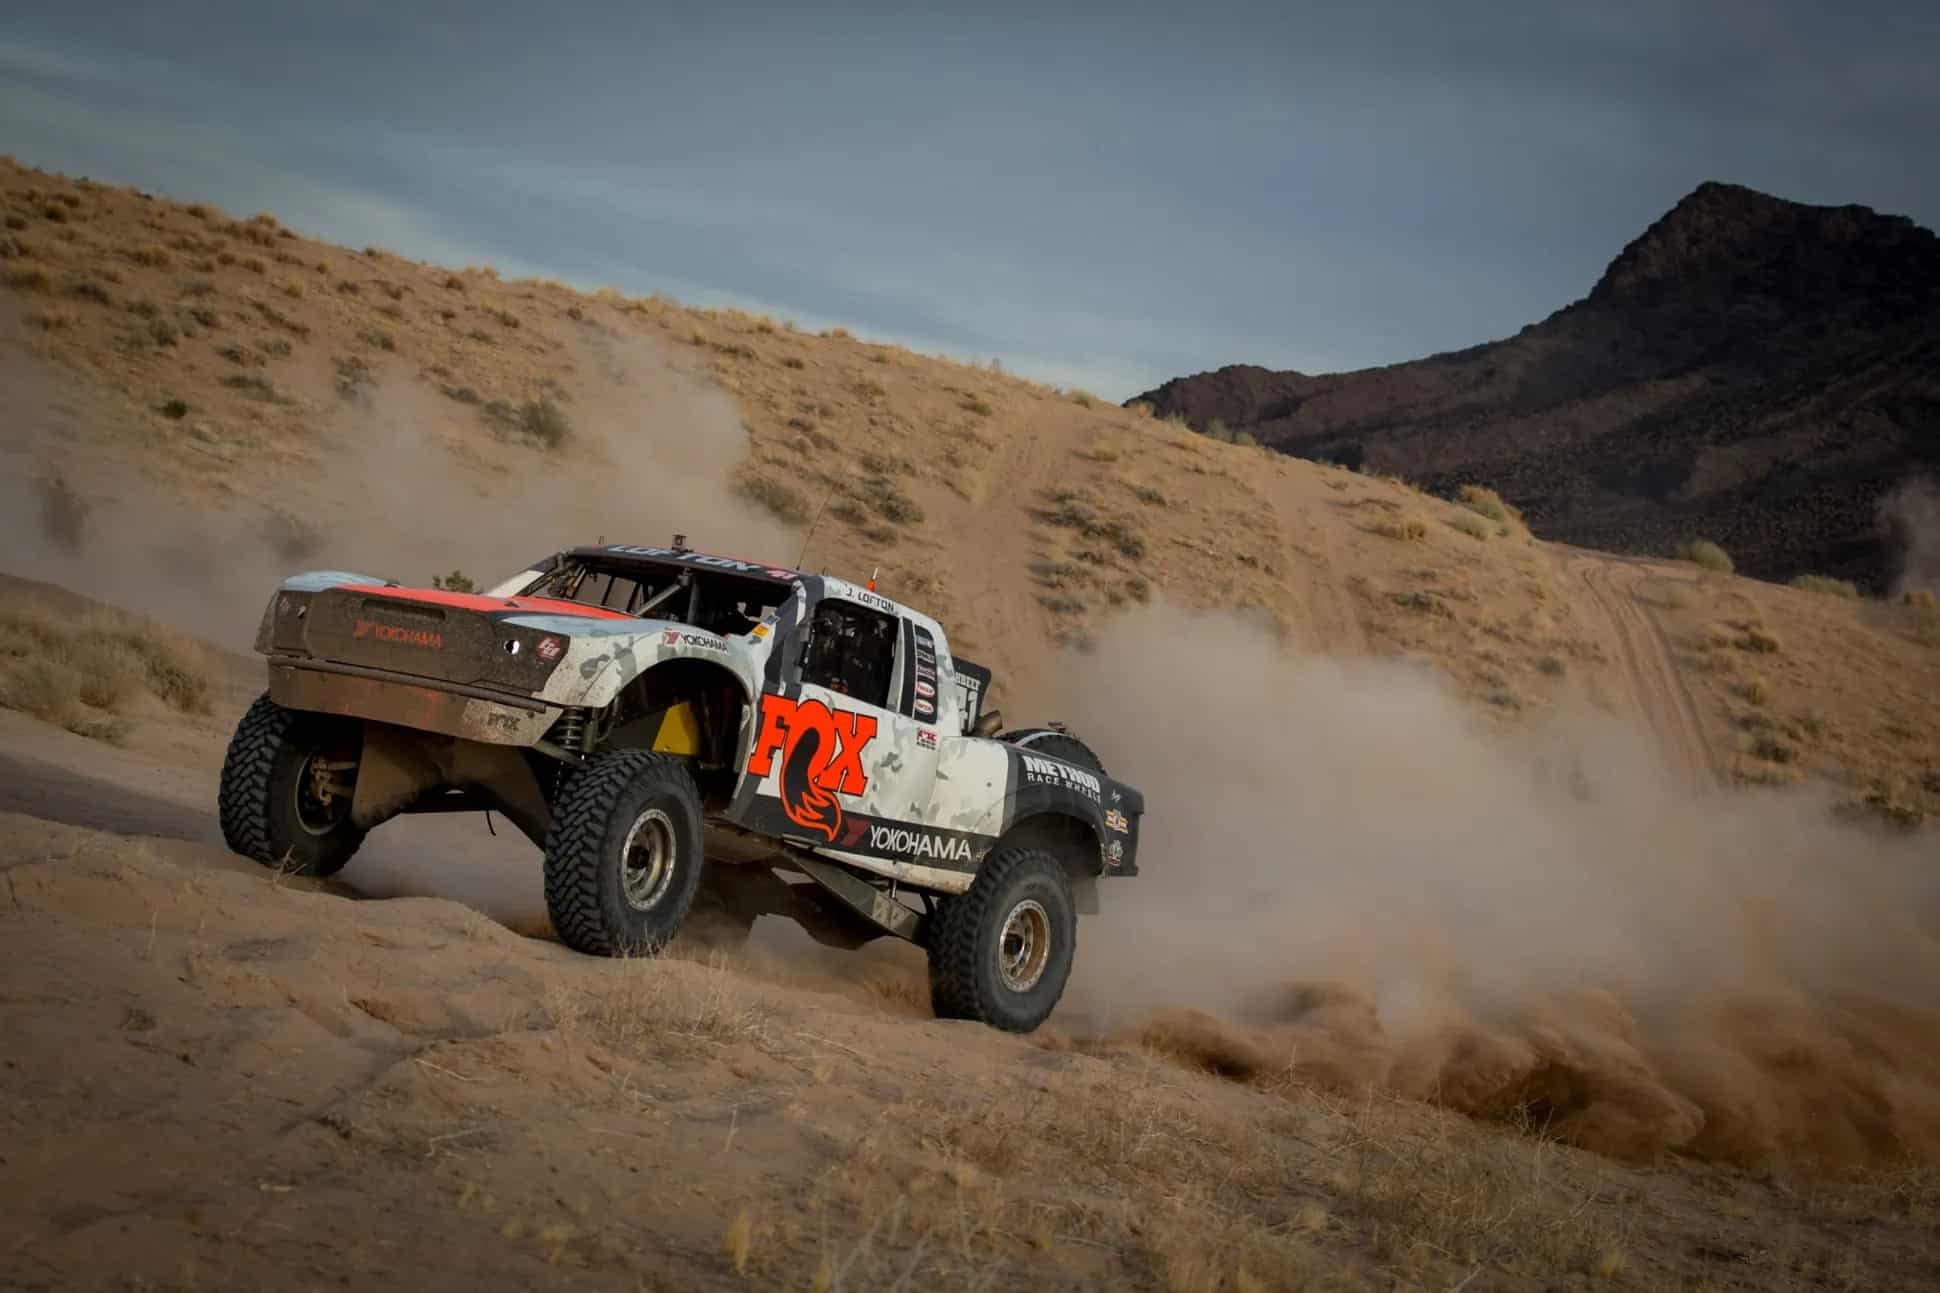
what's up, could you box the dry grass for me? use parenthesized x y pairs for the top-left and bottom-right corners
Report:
(0, 603), (212, 741)
(540, 953), (775, 1061)
(732, 467), (813, 525)
(1456, 483), (1521, 526)
(1678, 538), (1734, 572)
(1446, 509), (1493, 541)
(1789, 573), (1858, 598)
(1374, 517), (1429, 542)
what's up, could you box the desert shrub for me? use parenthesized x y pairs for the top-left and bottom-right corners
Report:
(158, 399), (189, 420)
(4, 263), (53, 292)
(431, 570), (476, 593)
(829, 500), (867, 527)
(1738, 623), (1782, 654)
(734, 470), (812, 525)
(518, 397), (571, 449)
(1456, 484), (1520, 525)
(1906, 588), (1939, 609)
(1678, 539), (1733, 573)
(146, 318), (178, 347)
(1375, 518), (1428, 542)
(1446, 510), (1492, 541)
(3, 213), (26, 231)
(1204, 417), (1233, 442)
(66, 278), (111, 304)
(781, 356), (805, 369)
(182, 280), (217, 297)
(126, 244), (170, 268)
(1788, 573), (1857, 598)
(960, 396), (993, 416)
(873, 480), (925, 525)
(1233, 430), (1260, 447)
(1068, 389), (1096, 408)
(357, 327), (395, 351)
(1129, 484), (1167, 506)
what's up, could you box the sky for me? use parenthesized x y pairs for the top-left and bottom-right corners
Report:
(4, 1), (1938, 401)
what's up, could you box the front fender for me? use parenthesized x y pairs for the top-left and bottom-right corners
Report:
(530, 622), (759, 709)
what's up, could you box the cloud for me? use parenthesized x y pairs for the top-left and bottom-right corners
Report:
(4, 4), (1938, 401)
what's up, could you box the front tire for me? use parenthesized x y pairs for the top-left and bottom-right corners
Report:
(927, 845), (1076, 1033)
(217, 692), (367, 877)
(542, 750), (705, 956)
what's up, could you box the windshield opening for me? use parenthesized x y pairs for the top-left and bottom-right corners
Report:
(517, 558), (789, 637)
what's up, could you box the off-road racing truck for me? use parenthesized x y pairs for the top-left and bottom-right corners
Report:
(218, 537), (1143, 1032)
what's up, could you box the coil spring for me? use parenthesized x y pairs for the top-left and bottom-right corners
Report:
(549, 706), (589, 753)
(546, 707), (590, 796)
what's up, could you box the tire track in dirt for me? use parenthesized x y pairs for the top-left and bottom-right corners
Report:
(1563, 550), (1719, 787)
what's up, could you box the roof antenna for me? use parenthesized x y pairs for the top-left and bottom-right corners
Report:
(794, 481), (836, 570)
(867, 565), (879, 592)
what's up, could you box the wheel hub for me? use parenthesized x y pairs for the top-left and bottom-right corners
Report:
(293, 750), (356, 835)
(997, 898), (1051, 992)
(620, 808), (677, 912)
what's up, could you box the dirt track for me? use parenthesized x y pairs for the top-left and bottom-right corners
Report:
(1562, 549), (1720, 786)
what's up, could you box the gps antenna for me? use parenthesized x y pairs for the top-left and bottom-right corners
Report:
(794, 481), (835, 570)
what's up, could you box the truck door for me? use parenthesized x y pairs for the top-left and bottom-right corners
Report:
(728, 593), (945, 861)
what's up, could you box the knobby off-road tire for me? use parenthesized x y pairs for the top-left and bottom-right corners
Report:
(543, 750), (705, 957)
(217, 692), (367, 877)
(928, 844), (1076, 1033)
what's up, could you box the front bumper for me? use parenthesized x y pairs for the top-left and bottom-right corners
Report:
(267, 656), (560, 746)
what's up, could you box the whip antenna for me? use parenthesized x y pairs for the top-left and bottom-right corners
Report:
(794, 481), (836, 570)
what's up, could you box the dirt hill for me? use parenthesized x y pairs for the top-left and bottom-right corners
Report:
(1130, 182), (1940, 594)
(5, 156), (1940, 1290)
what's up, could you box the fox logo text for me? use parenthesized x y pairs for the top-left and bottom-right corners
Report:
(748, 696), (878, 841)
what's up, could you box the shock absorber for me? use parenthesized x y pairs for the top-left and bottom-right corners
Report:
(545, 706), (591, 796)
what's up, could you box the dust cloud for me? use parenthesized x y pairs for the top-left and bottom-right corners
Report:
(1018, 601), (1940, 1170)
(1882, 476), (1940, 598)
(0, 322), (801, 650)
(0, 315), (802, 920)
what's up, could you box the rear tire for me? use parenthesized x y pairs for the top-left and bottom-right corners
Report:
(927, 845), (1075, 1033)
(218, 693), (367, 877)
(542, 750), (705, 956)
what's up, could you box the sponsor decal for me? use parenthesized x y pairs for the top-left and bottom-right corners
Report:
(661, 628), (727, 651)
(352, 618), (442, 649)
(1020, 752), (1103, 801)
(916, 728), (937, 749)
(603, 545), (798, 581)
(1106, 840), (1125, 868)
(748, 694), (879, 841)
(751, 623), (770, 639)
(862, 822), (973, 865)
(908, 624), (941, 721)
(536, 635), (564, 662)
(1105, 808), (1129, 834)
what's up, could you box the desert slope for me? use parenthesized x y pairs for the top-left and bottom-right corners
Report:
(3, 158), (1935, 820)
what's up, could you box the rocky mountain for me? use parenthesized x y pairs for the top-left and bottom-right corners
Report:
(1132, 182), (1940, 591)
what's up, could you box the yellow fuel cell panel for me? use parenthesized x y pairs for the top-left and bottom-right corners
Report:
(650, 701), (702, 754)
